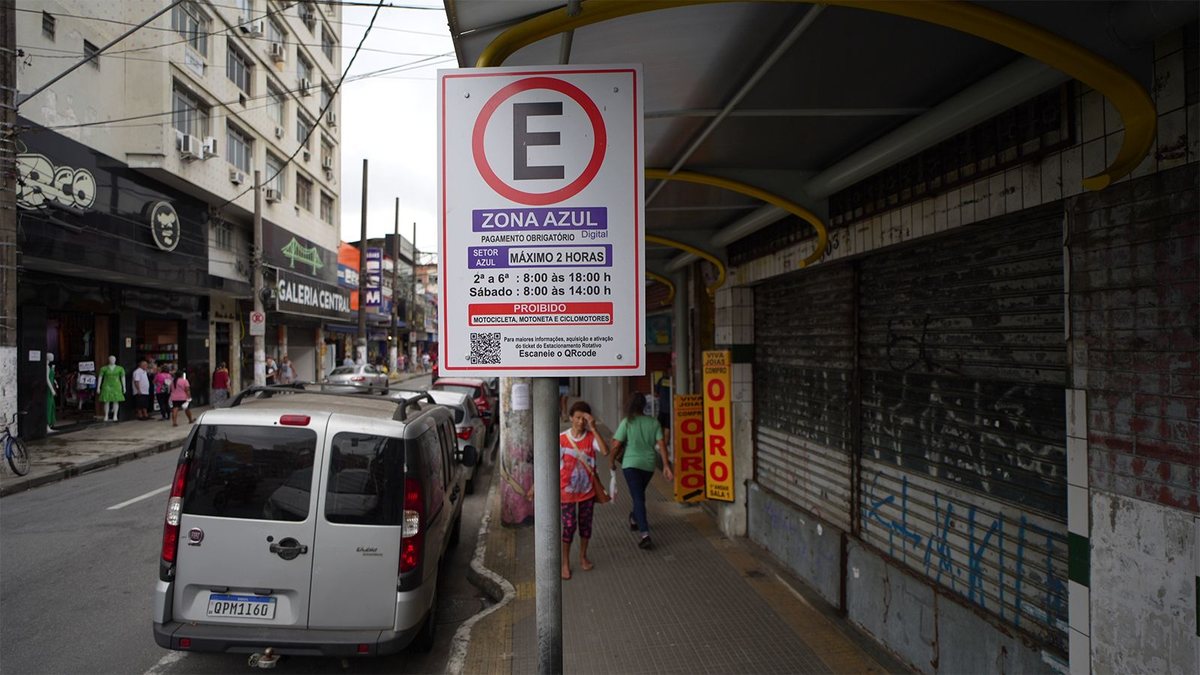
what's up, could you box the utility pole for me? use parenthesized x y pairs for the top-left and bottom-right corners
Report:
(252, 170), (265, 387)
(390, 198), (399, 373)
(0, 0), (17, 431)
(410, 220), (417, 367)
(356, 159), (368, 365)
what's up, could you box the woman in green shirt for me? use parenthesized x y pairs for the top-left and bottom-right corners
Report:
(610, 392), (673, 549)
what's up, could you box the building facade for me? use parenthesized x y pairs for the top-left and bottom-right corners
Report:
(14, 0), (345, 435)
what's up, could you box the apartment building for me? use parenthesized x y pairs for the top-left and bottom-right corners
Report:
(14, 0), (345, 436)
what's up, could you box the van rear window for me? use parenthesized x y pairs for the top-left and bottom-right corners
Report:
(182, 425), (318, 522)
(325, 433), (406, 525)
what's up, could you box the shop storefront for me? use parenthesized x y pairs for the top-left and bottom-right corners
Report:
(16, 122), (211, 438)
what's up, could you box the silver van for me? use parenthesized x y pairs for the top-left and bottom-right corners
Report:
(152, 388), (477, 657)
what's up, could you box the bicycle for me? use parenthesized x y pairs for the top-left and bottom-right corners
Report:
(3, 412), (30, 476)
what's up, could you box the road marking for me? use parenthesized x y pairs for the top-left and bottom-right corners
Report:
(142, 650), (186, 675)
(446, 472), (516, 675)
(107, 485), (170, 510)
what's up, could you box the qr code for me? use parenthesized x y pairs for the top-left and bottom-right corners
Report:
(468, 332), (502, 364)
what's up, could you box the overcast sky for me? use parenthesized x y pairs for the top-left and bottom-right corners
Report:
(337, 2), (457, 255)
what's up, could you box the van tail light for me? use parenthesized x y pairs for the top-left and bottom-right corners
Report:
(457, 428), (472, 440)
(161, 461), (189, 565)
(400, 477), (424, 574)
(351, 376), (366, 382)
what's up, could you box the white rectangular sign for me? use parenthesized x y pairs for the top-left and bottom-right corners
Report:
(439, 65), (645, 377)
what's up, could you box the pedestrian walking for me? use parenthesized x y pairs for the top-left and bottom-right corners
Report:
(279, 355), (295, 385)
(610, 392), (673, 549)
(264, 356), (278, 385)
(211, 362), (230, 407)
(560, 400), (610, 579)
(132, 359), (151, 420)
(153, 363), (173, 420)
(170, 368), (194, 426)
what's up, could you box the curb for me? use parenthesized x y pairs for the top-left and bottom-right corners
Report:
(0, 438), (184, 498)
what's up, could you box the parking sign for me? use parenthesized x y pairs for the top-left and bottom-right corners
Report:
(439, 66), (644, 377)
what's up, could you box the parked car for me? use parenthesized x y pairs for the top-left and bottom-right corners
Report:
(323, 364), (389, 394)
(393, 389), (486, 493)
(152, 387), (478, 657)
(429, 378), (496, 439)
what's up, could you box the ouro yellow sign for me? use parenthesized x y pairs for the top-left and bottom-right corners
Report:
(702, 350), (733, 501)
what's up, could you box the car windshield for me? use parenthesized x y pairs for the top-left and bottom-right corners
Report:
(448, 405), (465, 424)
(329, 366), (357, 376)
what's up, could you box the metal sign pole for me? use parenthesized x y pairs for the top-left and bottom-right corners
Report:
(532, 376), (562, 674)
(252, 170), (266, 387)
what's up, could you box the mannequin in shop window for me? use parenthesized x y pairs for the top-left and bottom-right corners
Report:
(46, 353), (57, 432)
(98, 355), (126, 422)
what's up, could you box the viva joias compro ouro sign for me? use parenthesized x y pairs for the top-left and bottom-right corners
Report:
(276, 269), (353, 321)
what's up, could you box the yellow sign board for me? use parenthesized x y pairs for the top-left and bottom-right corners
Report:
(702, 350), (734, 502)
(673, 394), (705, 502)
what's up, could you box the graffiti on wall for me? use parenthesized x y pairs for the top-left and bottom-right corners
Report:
(862, 470), (1068, 647)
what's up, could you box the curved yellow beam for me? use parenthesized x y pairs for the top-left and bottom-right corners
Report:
(647, 168), (828, 267)
(646, 271), (676, 305)
(647, 234), (725, 297)
(476, 0), (1154, 190)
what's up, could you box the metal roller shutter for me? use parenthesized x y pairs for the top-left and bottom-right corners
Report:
(754, 264), (856, 532)
(857, 206), (1068, 649)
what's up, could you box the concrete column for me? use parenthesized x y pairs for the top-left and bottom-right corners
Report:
(500, 377), (534, 526)
(532, 377), (562, 673)
(673, 269), (690, 395)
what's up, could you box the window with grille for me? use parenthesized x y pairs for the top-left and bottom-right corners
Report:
(266, 153), (285, 194)
(214, 220), (234, 251)
(320, 137), (333, 167)
(267, 82), (285, 127)
(321, 28), (335, 62)
(299, 2), (316, 30)
(172, 85), (210, 139)
(320, 193), (335, 225)
(296, 112), (313, 149)
(42, 12), (55, 39)
(268, 18), (285, 45)
(83, 40), (100, 69)
(297, 53), (313, 85)
(234, 0), (252, 23)
(296, 174), (313, 211)
(227, 45), (253, 95)
(320, 81), (333, 111)
(172, 2), (209, 56)
(227, 124), (253, 172)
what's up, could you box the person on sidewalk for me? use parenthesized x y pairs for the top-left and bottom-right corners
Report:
(610, 392), (673, 550)
(560, 400), (609, 579)
(278, 355), (295, 385)
(170, 368), (194, 426)
(153, 363), (173, 420)
(211, 362), (230, 407)
(132, 359), (151, 420)
(264, 356), (278, 385)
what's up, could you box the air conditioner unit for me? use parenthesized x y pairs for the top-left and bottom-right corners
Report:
(202, 136), (218, 159)
(326, 111), (337, 127)
(302, 150), (311, 162)
(274, 125), (285, 139)
(321, 156), (333, 170)
(180, 134), (202, 160)
(265, 188), (281, 203)
(299, 78), (312, 96)
(269, 42), (285, 63)
(229, 169), (245, 185)
(239, 20), (264, 37)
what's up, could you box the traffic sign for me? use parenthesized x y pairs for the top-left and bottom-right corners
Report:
(439, 65), (645, 377)
(249, 310), (266, 337)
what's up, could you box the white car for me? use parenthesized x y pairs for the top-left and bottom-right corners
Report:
(393, 389), (486, 493)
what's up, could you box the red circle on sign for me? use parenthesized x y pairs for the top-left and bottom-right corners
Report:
(471, 77), (607, 206)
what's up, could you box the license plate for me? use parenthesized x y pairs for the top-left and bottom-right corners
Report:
(207, 593), (276, 620)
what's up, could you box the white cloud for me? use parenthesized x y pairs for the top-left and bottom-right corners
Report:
(337, 3), (456, 255)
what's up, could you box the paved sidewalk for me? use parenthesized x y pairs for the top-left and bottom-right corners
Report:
(464, 452), (909, 674)
(0, 372), (431, 498)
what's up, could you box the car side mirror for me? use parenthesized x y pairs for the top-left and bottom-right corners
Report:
(456, 444), (479, 468)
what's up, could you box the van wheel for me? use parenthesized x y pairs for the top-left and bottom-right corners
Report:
(413, 602), (436, 652)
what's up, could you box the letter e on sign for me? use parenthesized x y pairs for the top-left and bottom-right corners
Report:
(702, 350), (733, 502)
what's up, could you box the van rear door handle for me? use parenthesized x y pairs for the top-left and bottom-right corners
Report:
(269, 537), (309, 560)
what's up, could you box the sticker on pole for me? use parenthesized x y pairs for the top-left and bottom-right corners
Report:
(249, 311), (266, 337)
(438, 65), (645, 377)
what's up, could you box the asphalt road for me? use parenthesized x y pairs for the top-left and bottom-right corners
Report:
(0, 417), (496, 675)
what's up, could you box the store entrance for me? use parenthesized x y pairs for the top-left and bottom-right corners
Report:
(46, 311), (102, 429)
(139, 319), (183, 418)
